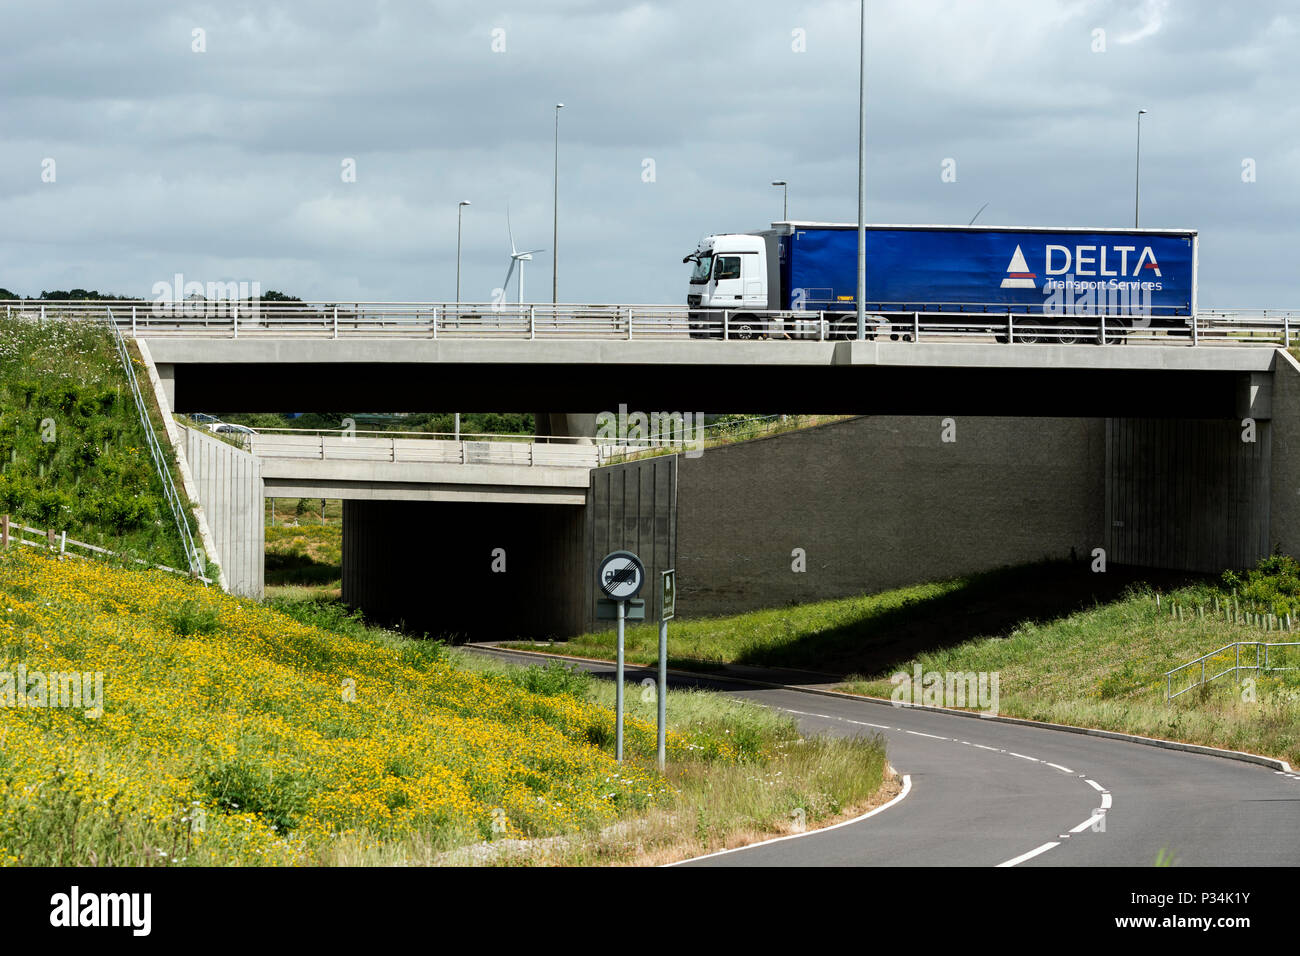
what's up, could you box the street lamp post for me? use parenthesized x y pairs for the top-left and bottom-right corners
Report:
(771, 181), (788, 221)
(1134, 109), (1147, 228)
(855, 0), (867, 340)
(552, 103), (564, 304)
(455, 200), (470, 306)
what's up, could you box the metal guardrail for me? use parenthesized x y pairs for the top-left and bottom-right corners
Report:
(9, 300), (1300, 347)
(104, 307), (207, 579)
(1165, 641), (1299, 701)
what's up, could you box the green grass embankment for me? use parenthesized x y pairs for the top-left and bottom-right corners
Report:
(0, 316), (194, 568)
(511, 559), (1300, 766)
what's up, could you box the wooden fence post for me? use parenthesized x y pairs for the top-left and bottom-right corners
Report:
(1, 514), (8, 549)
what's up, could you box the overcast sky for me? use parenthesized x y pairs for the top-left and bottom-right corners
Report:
(2, 0), (1296, 307)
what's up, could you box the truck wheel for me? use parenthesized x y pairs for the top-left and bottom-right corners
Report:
(834, 316), (877, 341)
(1015, 317), (1044, 344)
(730, 315), (758, 340)
(1098, 324), (1127, 345)
(1054, 318), (1083, 345)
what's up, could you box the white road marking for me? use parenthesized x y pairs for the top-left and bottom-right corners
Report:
(1070, 813), (1106, 833)
(755, 699), (1119, 867)
(772, 706), (890, 730)
(997, 841), (1060, 867)
(664, 774), (914, 866)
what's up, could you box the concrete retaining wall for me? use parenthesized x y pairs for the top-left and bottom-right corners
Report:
(183, 427), (264, 598)
(1269, 350), (1300, 557)
(673, 416), (1107, 618)
(1105, 418), (1269, 573)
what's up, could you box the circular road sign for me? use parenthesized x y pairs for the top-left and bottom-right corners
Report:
(598, 550), (645, 600)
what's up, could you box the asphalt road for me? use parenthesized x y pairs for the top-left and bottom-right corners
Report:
(473, 647), (1300, 867)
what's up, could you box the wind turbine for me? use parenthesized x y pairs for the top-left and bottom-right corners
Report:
(502, 204), (545, 304)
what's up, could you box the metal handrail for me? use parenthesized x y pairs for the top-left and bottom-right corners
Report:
(1165, 641), (1299, 700)
(104, 307), (207, 580)
(9, 300), (1300, 347)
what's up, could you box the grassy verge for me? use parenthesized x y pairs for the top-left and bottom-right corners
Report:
(510, 559), (1300, 767)
(839, 562), (1300, 766)
(0, 552), (889, 866)
(508, 561), (1201, 676)
(0, 316), (193, 568)
(447, 651), (892, 865)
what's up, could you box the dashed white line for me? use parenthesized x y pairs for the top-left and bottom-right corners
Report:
(760, 699), (1117, 868)
(997, 841), (1060, 867)
(1070, 813), (1107, 834)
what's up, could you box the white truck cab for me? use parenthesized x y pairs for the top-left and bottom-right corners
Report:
(684, 229), (882, 340)
(684, 234), (770, 315)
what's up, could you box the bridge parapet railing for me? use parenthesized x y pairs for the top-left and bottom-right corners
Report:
(248, 431), (600, 468)
(8, 300), (1300, 347)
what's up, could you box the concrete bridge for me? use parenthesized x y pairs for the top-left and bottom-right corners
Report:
(103, 303), (1300, 642)
(143, 337), (1277, 421)
(250, 432), (596, 505)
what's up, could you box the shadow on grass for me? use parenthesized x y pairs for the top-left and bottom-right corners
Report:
(731, 561), (1211, 679)
(265, 553), (342, 587)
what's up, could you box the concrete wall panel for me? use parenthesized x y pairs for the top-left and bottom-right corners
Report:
(183, 427), (264, 598)
(674, 416), (1106, 618)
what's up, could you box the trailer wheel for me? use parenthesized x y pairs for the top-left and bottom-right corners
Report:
(1098, 323), (1127, 345)
(833, 316), (877, 341)
(1054, 318), (1084, 345)
(1015, 317), (1045, 344)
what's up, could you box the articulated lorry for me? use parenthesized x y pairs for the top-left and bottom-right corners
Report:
(683, 222), (1198, 341)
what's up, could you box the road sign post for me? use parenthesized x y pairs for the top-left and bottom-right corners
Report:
(597, 551), (645, 763)
(658, 569), (675, 772)
(616, 599), (625, 761)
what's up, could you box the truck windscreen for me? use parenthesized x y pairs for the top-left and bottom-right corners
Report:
(689, 254), (713, 284)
